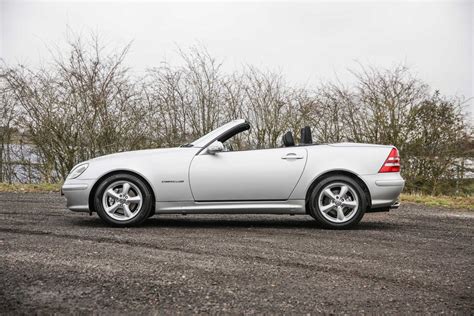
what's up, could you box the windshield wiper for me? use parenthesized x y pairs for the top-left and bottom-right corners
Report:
(180, 143), (194, 147)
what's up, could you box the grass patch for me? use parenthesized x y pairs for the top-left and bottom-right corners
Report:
(0, 182), (62, 193)
(401, 193), (474, 211)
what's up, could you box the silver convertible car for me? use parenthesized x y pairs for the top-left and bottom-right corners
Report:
(62, 119), (404, 229)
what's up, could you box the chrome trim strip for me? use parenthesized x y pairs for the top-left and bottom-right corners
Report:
(62, 184), (89, 191)
(375, 179), (405, 187)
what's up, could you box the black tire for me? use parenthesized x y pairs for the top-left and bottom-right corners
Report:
(308, 175), (367, 229)
(94, 173), (153, 227)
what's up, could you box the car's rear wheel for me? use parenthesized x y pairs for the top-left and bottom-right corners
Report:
(94, 173), (153, 226)
(308, 175), (367, 229)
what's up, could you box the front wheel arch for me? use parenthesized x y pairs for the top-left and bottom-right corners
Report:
(88, 170), (156, 214)
(305, 170), (371, 213)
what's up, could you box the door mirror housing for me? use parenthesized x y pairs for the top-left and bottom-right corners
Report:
(207, 141), (224, 155)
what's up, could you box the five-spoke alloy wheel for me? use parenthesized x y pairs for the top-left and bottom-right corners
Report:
(102, 181), (143, 221)
(94, 173), (153, 226)
(309, 175), (367, 229)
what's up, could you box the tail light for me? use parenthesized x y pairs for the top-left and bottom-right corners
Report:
(379, 148), (400, 173)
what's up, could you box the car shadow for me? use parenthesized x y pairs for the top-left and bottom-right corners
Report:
(71, 214), (401, 231)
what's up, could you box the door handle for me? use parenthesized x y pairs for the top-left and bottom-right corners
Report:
(281, 153), (304, 160)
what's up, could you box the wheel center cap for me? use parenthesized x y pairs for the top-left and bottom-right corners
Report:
(335, 200), (342, 206)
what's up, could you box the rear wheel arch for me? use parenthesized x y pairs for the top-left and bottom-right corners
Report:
(305, 170), (371, 213)
(88, 170), (156, 213)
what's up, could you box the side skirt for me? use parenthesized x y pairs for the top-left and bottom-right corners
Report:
(155, 200), (307, 215)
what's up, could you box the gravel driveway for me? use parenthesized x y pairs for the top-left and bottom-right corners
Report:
(0, 192), (472, 314)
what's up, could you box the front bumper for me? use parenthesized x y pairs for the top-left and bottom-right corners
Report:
(62, 179), (96, 212)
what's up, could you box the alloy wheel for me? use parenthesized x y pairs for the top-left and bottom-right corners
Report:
(317, 182), (359, 223)
(101, 181), (143, 221)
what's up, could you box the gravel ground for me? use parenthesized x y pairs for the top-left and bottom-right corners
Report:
(0, 192), (473, 314)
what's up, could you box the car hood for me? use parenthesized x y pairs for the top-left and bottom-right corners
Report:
(89, 147), (182, 163)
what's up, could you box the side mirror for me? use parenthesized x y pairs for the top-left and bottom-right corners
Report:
(207, 141), (224, 155)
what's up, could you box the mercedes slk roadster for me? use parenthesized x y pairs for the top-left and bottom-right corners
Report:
(62, 119), (405, 229)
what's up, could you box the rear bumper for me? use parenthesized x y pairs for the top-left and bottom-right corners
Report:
(361, 173), (405, 209)
(62, 179), (95, 212)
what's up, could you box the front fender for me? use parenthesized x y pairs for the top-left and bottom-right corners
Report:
(76, 148), (199, 202)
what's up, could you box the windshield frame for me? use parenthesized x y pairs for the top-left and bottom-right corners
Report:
(188, 119), (247, 148)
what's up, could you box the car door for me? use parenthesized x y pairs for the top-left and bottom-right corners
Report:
(189, 147), (307, 201)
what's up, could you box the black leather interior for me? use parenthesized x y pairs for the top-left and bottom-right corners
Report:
(300, 126), (312, 145)
(282, 131), (295, 147)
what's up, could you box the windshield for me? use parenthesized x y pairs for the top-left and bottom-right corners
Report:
(186, 120), (246, 148)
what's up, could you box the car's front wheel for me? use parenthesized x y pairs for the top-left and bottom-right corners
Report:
(94, 173), (153, 226)
(308, 175), (367, 229)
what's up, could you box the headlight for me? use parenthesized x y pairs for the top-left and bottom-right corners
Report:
(67, 163), (89, 179)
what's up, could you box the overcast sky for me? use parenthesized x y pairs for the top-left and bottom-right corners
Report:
(1, 0), (473, 112)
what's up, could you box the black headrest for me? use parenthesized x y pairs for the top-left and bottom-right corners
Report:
(282, 131), (295, 147)
(300, 126), (312, 144)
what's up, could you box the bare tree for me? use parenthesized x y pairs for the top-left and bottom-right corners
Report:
(1, 37), (471, 195)
(3, 35), (146, 180)
(403, 93), (469, 194)
(241, 67), (290, 148)
(0, 72), (17, 183)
